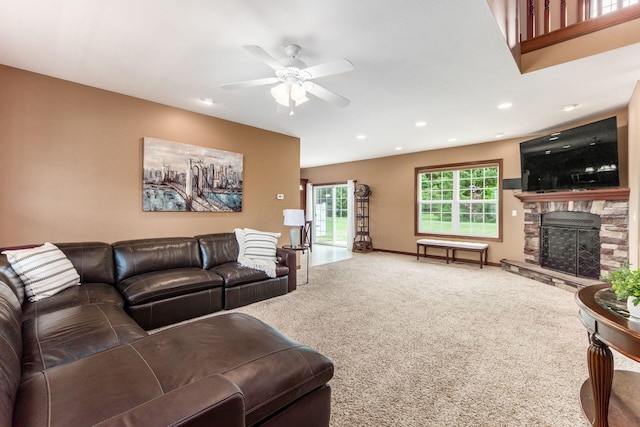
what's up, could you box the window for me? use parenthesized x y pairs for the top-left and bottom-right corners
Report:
(591, 0), (638, 17)
(415, 160), (502, 239)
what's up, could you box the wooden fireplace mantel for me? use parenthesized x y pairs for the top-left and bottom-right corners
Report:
(514, 188), (630, 203)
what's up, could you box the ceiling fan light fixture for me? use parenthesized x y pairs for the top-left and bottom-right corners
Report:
(271, 83), (291, 106)
(224, 44), (354, 111)
(271, 82), (307, 108)
(295, 95), (309, 106)
(289, 83), (307, 103)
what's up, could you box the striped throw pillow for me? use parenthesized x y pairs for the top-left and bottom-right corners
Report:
(2, 242), (80, 301)
(242, 228), (280, 264)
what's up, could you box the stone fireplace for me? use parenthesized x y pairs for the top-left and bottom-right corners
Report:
(503, 188), (629, 290)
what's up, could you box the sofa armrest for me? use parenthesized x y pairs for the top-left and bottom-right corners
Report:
(276, 248), (297, 292)
(94, 375), (245, 427)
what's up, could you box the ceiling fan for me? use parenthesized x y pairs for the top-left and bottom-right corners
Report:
(221, 44), (354, 115)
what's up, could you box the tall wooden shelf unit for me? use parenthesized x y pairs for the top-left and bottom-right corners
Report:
(353, 183), (372, 252)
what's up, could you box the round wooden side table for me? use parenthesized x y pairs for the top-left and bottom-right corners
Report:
(576, 284), (640, 427)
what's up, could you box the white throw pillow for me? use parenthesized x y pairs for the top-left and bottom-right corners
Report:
(234, 228), (281, 278)
(2, 242), (80, 301)
(242, 228), (280, 264)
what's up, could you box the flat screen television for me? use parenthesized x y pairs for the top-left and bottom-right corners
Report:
(520, 116), (619, 193)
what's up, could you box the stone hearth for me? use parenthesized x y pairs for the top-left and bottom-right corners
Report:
(503, 188), (630, 290)
(500, 259), (606, 291)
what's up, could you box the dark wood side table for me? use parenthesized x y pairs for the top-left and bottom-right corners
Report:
(575, 284), (640, 427)
(282, 245), (310, 285)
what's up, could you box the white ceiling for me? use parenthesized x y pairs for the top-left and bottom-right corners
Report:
(1, 0), (639, 168)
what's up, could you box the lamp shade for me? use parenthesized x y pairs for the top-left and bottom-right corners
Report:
(283, 209), (305, 226)
(271, 83), (308, 107)
(271, 83), (291, 107)
(289, 83), (308, 105)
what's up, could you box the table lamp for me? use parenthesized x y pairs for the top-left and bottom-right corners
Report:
(283, 209), (305, 247)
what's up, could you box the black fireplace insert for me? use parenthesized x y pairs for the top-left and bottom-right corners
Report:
(540, 211), (601, 278)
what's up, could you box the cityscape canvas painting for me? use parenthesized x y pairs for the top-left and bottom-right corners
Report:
(143, 137), (243, 212)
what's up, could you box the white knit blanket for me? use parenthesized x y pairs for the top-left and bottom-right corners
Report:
(234, 228), (279, 278)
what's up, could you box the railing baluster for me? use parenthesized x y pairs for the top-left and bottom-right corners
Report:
(527, 0), (536, 39)
(578, 0), (587, 22)
(522, 0), (640, 51)
(544, 0), (551, 34)
(524, 0), (640, 43)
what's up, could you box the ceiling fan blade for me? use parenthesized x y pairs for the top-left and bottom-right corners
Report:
(301, 59), (354, 79)
(243, 45), (285, 71)
(221, 77), (279, 90)
(303, 82), (350, 108)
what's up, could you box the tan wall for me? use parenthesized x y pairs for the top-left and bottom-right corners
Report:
(628, 81), (640, 266)
(302, 110), (629, 265)
(0, 65), (300, 247)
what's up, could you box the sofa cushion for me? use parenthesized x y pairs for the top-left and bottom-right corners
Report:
(196, 233), (239, 269)
(224, 277), (289, 310)
(21, 303), (147, 378)
(22, 283), (124, 320)
(275, 262), (289, 278)
(113, 237), (203, 282)
(2, 243), (80, 302)
(0, 241), (116, 304)
(211, 261), (269, 287)
(116, 268), (223, 306)
(127, 287), (224, 330)
(56, 242), (116, 285)
(0, 281), (22, 427)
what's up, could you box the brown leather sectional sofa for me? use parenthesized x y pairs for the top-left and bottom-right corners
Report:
(0, 233), (333, 426)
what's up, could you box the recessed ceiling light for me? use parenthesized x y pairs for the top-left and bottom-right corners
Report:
(200, 97), (215, 105)
(496, 133), (504, 138)
(356, 135), (366, 140)
(562, 145), (571, 149)
(395, 147), (403, 151)
(497, 102), (512, 109)
(448, 138), (457, 142)
(563, 104), (577, 112)
(549, 136), (559, 141)
(415, 121), (427, 127)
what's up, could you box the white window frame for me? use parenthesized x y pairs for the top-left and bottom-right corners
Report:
(415, 160), (503, 241)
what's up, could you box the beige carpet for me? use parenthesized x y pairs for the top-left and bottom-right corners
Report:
(207, 253), (639, 425)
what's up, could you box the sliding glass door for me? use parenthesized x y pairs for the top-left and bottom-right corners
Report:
(313, 184), (348, 247)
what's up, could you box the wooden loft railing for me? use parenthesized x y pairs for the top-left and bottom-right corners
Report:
(522, 0), (640, 53)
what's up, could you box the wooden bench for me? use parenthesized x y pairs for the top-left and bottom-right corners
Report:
(416, 238), (489, 268)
